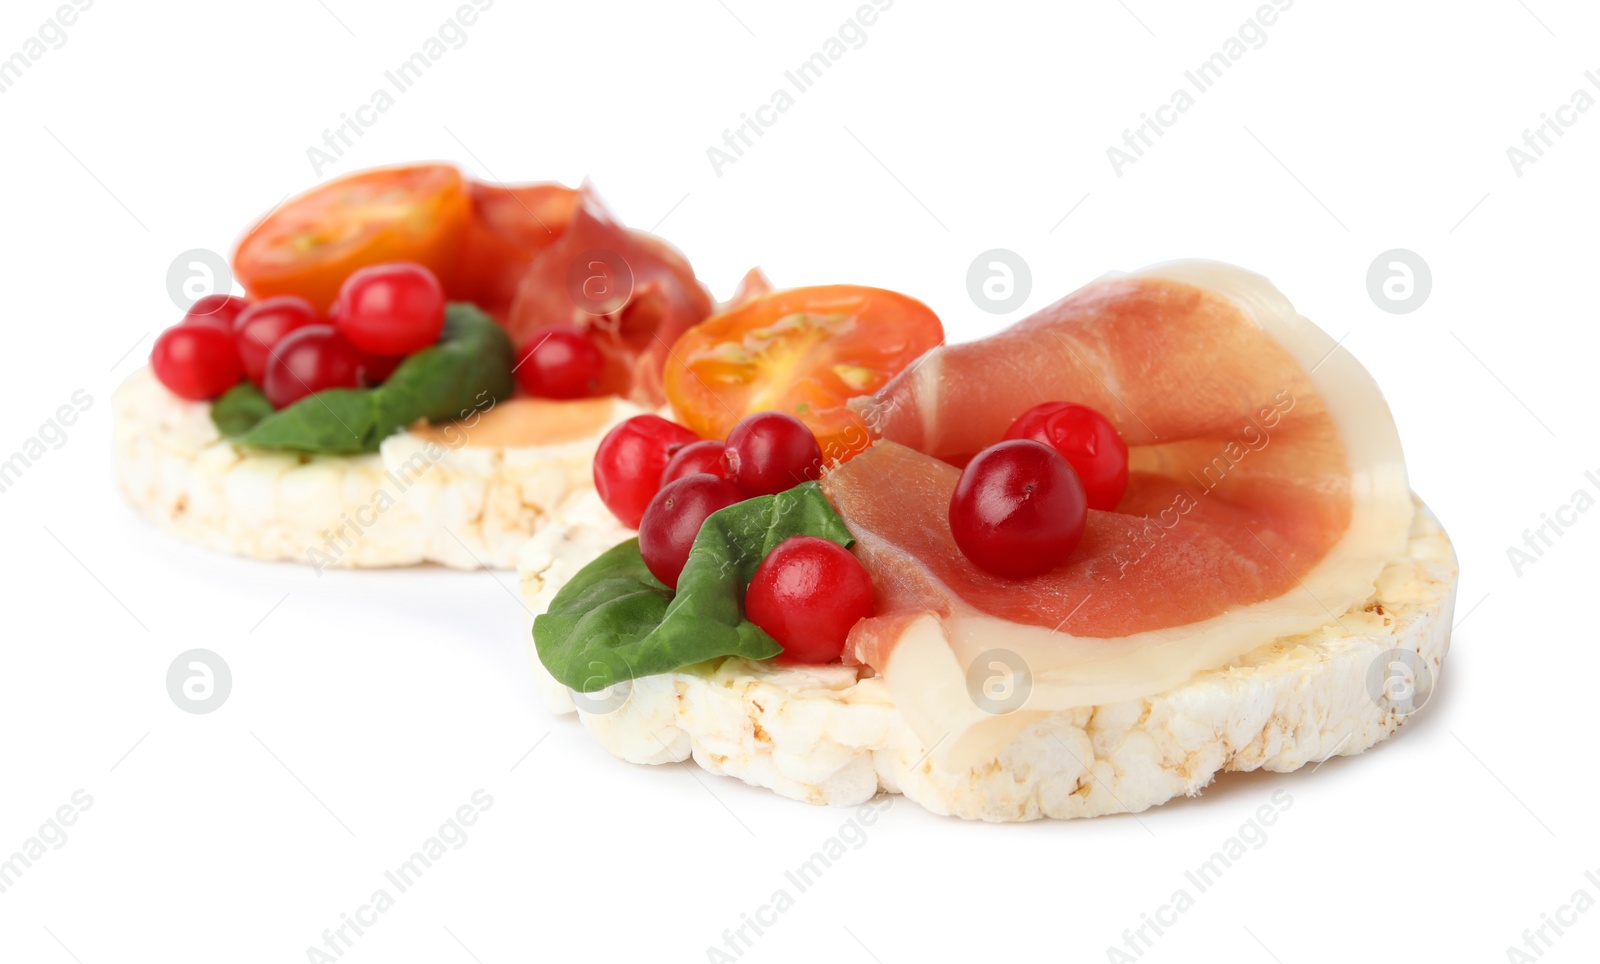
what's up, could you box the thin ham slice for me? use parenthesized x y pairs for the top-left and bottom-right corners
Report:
(825, 261), (1414, 767)
(507, 184), (713, 406)
(722, 267), (775, 310)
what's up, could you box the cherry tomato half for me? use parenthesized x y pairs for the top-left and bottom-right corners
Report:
(234, 164), (470, 312)
(664, 285), (943, 464)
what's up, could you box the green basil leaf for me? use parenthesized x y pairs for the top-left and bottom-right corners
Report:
(533, 482), (854, 692)
(238, 389), (386, 453)
(210, 383), (276, 438)
(211, 303), (514, 454)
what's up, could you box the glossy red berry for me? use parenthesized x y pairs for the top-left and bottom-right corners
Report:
(594, 415), (702, 529)
(949, 439), (1087, 579)
(183, 294), (250, 329)
(333, 261), (447, 356)
(745, 536), (874, 664)
(151, 323), (244, 400)
(638, 474), (746, 589)
(660, 439), (729, 488)
(232, 295), (319, 386)
(723, 411), (822, 497)
(358, 351), (405, 386)
(1003, 401), (1129, 511)
(514, 325), (604, 399)
(262, 325), (363, 409)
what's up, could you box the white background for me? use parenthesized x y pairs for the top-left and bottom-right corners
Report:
(1, 0), (1595, 961)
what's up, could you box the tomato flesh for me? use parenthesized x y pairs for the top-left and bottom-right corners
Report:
(664, 285), (943, 464)
(234, 164), (470, 312)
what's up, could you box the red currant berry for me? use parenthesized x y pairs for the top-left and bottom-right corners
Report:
(593, 415), (701, 529)
(1003, 402), (1129, 511)
(638, 474), (746, 589)
(183, 294), (250, 329)
(262, 325), (363, 409)
(151, 324), (244, 400)
(515, 325), (604, 399)
(723, 411), (822, 497)
(660, 439), (729, 488)
(333, 262), (446, 356)
(232, 295), (318, 386)
(949, 439), (1087, 579)
(745, 536), (874, 664)
(358, 351), (404, 387)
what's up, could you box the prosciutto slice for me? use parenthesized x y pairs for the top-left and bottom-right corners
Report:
(824, 261), (1414, 766)
(507, 185), (713, 406)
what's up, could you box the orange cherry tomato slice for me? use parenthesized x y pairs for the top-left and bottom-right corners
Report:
(234, 164), (471, 312)
(664, 285), (943, 463)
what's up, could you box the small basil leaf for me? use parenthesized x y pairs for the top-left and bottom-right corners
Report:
(211, 302), (514, 454)
(210, 383), (275, 438)
(533, 482), (854, 692)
